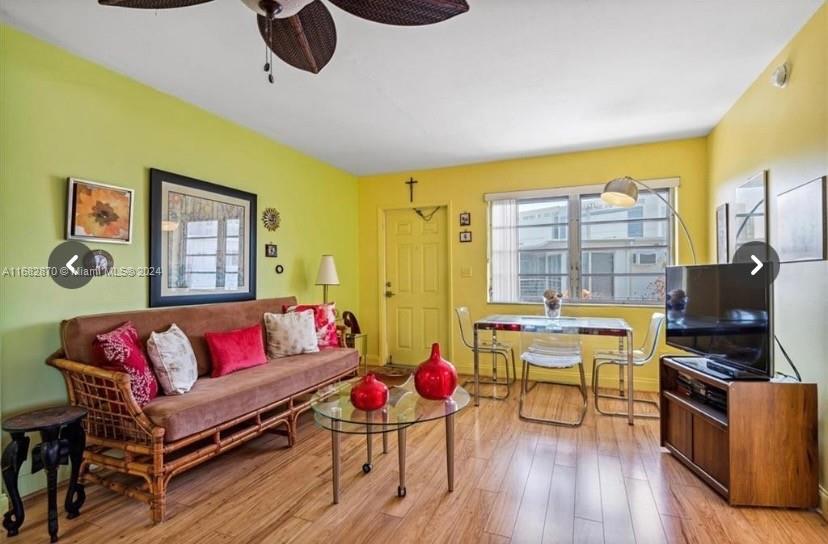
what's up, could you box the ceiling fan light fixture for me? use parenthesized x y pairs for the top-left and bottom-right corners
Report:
(241, 0), (314, 18)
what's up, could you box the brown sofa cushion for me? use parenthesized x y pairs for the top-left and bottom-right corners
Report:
(60, 297), (297, 376)
(143, 349), (358, 442)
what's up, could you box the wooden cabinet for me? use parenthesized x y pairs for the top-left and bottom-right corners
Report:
(659, 357), (818, 508)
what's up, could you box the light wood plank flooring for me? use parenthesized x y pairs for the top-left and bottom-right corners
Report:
(9, 382), (828, 543)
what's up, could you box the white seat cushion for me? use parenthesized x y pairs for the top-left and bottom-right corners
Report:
(594, 349), (647, 363)
(522, 351), (581, 368)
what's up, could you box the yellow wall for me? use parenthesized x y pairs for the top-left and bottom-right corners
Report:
(358, 138), (709, 391)
(707, 4), (828, 512)
(0, 25), (359, 496)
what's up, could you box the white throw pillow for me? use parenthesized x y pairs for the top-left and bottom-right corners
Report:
(146, 324), (198, 395)
(264, 310), (319, 358)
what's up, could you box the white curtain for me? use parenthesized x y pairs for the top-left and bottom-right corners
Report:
(490, 199), (519, 302)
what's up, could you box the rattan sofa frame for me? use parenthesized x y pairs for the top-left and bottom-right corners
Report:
(48, 354), (356, 524)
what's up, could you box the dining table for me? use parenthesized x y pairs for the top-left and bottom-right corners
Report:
(473, 315), (636, 425)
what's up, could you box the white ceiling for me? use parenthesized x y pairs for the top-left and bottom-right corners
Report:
(1, 0), (823, 175)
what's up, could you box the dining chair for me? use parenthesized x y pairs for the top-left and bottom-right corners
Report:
(591, 312), (665, 418)
(519, 335), (587, 427)
(455, 306), (516, 400)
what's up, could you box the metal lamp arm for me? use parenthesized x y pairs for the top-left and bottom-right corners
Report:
(634, 179), (697, 264)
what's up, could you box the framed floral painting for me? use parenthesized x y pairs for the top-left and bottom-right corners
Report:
(149, 169), (257, 307)
(66, 178), (134, 244)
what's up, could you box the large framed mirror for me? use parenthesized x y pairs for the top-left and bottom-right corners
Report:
(731, 170), (768, 259)
(150, 169), (257, 307)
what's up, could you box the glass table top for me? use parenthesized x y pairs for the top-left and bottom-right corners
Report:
(311, 375), (470, 434)
(474, 314), (631, 336)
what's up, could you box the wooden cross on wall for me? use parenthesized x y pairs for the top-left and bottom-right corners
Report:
(405, 177), (418, 203)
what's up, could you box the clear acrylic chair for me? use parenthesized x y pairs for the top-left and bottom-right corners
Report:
(519, 335), (587, 427)
(455, 306), (516, 400)
(591, 312), (665, 419)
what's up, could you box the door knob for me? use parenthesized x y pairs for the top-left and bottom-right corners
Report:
(385, 290), (396, 298)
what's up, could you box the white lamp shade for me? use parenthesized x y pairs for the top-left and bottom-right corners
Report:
(315, 255), (340, 286)
(601, 177), (639, 208)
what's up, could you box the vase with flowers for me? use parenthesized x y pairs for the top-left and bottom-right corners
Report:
(543, 289), (563, 318)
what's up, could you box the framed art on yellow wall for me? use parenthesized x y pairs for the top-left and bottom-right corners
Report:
(66, 177), (134, 244)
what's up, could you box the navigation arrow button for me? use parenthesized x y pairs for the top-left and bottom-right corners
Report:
(750, 255), (763, 276)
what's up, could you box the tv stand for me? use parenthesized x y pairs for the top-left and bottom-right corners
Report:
(659, 356), (818, 508)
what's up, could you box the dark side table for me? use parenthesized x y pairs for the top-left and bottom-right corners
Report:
(2, 406), (87, 543)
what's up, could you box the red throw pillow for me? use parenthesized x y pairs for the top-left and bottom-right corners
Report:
(93, 321), (159, 407)
(284, 303), (340, 348)
(205, 324), (267, 378)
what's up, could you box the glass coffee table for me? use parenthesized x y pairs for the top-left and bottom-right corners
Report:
(310, 375), (470, 503)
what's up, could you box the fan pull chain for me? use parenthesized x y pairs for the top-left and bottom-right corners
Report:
(263, 17), (274, 84)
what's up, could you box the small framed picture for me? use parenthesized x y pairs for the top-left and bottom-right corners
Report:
(67, 178), (135, 244)
(265, 243), (278, 258)
(459, 212), (471, 226)
(459, 230), (472, 243)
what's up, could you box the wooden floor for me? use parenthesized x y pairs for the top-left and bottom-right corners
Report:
(10, 382), (828, 544)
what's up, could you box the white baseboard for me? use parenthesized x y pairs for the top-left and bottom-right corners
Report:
(819, 485), (828, 521)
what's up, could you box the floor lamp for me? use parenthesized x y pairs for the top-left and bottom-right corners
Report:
(600, 176), (697, 264)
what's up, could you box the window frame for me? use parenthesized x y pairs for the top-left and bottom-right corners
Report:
(487, 180), (677, 306)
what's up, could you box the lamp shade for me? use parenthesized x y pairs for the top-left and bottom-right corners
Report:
(601, 176), (639, 208)
(315, 255), (340, 286)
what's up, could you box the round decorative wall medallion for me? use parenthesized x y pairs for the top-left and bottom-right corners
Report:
(262, 208), (281, 231)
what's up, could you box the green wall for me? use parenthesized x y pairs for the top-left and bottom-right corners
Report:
(0, 25), (359, 496)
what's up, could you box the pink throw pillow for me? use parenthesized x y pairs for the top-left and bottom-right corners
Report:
(205, 324), (267, 378)
(93, 321), (159, 407)
(284, 303), (340, 348)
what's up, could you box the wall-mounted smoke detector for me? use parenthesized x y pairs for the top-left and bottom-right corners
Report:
(771, 62), (791, 88)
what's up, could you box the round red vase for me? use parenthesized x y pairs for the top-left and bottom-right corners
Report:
(350, 373), (389, 411)
(414, 343), (458, 400)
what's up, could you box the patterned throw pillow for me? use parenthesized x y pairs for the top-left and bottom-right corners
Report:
(147, 324), (198, 395)
(284, 303), (340, 348)
(264, 310), (320, 358)
(93, 321), (159, 407)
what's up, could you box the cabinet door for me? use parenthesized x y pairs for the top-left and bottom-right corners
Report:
(692, 416), (729, 487)
(664, 398), (693, 458)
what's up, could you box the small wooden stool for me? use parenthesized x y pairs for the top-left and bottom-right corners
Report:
(2, 406), (87, 542)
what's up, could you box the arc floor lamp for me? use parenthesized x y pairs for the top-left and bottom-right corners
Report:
(600, 176), (697, 264)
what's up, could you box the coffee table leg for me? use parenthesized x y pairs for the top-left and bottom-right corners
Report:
(397, 426), (407, 497)
(331, 427), (341, 504)
(62, 421), (86, 519)
(382, 408), (389, 454)
(446, 413), (455, 492)
(2, 432), (29, 537)
(363, 418), (373, 473)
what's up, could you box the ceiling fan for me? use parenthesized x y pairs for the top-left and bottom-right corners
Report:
(98, 0), (470, 83)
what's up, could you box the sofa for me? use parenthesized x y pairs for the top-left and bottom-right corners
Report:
(48, 297), (358, 523)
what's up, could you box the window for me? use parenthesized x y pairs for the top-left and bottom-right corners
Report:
(488, 182), (675, 304)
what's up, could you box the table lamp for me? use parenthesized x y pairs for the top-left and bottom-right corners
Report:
(315, 254), (340, 303)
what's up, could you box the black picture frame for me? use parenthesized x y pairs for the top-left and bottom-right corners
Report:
(459, 230), (472, 243)
(459, 212), (471, 226)
(265, 243), (278, 258)
(150, 168), (257, 307)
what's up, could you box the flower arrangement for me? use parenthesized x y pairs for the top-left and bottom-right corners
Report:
(543, 289), (563, 318)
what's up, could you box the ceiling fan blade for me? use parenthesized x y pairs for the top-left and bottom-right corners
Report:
(98, 0), (214, 8)
(258, 1), (337, 74)
(327, 0), (468, 26)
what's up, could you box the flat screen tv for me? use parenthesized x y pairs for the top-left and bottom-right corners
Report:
(665, 263), (773, 379)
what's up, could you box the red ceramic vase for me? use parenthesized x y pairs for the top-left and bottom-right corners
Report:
(350, 373), (389, 411)
(414, 343), (458, 400)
